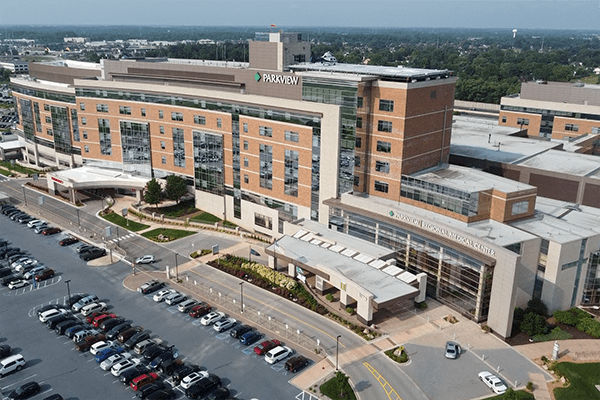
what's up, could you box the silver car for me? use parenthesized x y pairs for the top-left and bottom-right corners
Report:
(445, 341), (461, 359)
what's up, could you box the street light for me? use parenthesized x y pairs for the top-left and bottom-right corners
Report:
(175, 253), (179, 281)
(336, 335), (341, 371)
(239, 282), (244, 313)
(65, 279), (71, 306)
(22, 185), (27, 207)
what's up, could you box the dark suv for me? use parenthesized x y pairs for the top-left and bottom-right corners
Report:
(185, 374), (221, 399)
(284, 355), (310, 372)
(79, 248), (106, 261)
(5, 381), (40, 399)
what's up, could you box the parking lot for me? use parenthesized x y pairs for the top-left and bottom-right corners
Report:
(0, 211), (305, 400)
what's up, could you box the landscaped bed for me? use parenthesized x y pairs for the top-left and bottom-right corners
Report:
(102, 211), (150, 232)
(141, 228), (197, 242)
(319, 372), (357, 400)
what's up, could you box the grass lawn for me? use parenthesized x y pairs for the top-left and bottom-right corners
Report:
(102, 212), (150, 232)
(141, 228), (197, 242)
(0, 161), (40, 176)
(554, 362), (600, 400)
(190, 211), (221, 224)
(0, 168), (10, 176)
(319, 373), (357, 400)
(489, 389), (534, 399)
(533, 327), (573, 342)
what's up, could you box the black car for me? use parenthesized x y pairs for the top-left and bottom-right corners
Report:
(106, 322), (132, 340)
(65, 324), (87, 339)
(41, 395), (64, 400)
(229, 324), (253, 339)
(185, 374), (221, 400)
(79, 248), (106, 261)
(146, 389), (176, 400)
(67, 293), (88, 307)
(46, 314), (75, 330)
(120, 366), (150, 385)
(0, 247), (21, 259)
(18, 215), (33, 224)
(99, 317), (124, 332)
(207, 387), (230, 400)
(5, 381), (41, 399)
(0, 267), (14, 278)
(37, 304), (67, 317)
(55, 320), (80, 335)
(124, 331), (150, 350)
(149, 350), (178, 370)
(0, 344), (11, 358)
(142, 344), (170, 361)
(285, 355), (310, 372)
(136, 382), (165, 399)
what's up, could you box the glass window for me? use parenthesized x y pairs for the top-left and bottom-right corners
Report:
(354, 176), (359, 186)
(565, 123), (579, 132)
(243, 122), (248, 133)
(254, 213), (273, 230)
(71, 109), (80, 142)
(512, 201), (529, 215)
(356, 117), (362, 129)
(47, 128), (53, 136)
(96, 104), (109, 113)
(244, 157), (249, 167)
(193, 130), (224, 195)
(82, 131), (88, 140)
(159, 125), (164, 134)
(161, 141), (166, 149)
(354, 156), (360, 167)
(158, 110), (164, 119)
(376, 141), (391, 153)
(357, 97), (363, 108)
(259, 126), (273, 137)
(517, 118), (530, 126)
(592, 127), (600, 134)
(540, 239), (550, 255)
(194, 115), (206, 125)
(259, 144), (273, 189)
(243, 140), (249, 150)
(141, 108), (146, 117)
(284, 149), (299, 197)
(355, 136), (362, 148)
(379, 99), (394, 112)
(171, 112), (183, 121)
(119, 106), (132, 115)
(244, 174), (249, 184)
(45, 116), (51, 123)
(98, 118), (112, 155)
(217, 118), (222, 128)
(285, 130), (299, 142)
(374, 180), (389, 193)
(120, 121), (152, 176)
(375, 160), (390, 173)
(79, 103), (85, 111)
(378, 120), (393, 132)
(43, 104), (50, 111)
(84, 145), (89, 153)
(33, 102), (42, 133)
(501, 116), (507, 123)
(172, 127), (185, 168)
(81, 117), (87, 125)
(161, 156), (166, 164)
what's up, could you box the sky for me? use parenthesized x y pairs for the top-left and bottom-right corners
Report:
(0, 0), (599, 31)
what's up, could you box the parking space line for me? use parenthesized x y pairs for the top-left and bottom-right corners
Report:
(363, 362), (402, 400)
(242, 347), (254, 355)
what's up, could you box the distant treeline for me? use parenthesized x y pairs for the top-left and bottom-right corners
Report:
(4, 25), (600, 103)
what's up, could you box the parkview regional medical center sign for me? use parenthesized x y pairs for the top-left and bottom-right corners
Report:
(255, 72), (299, 85)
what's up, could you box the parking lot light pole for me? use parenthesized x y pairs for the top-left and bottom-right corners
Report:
(65, 279), (71, 306)
(175, 253), (179, 281)
(239, 282), (244, 313)
(336, 335), (341, 371)
(22, 185), (27, 207)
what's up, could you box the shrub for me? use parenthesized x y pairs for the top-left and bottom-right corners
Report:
(384, 346), (409, 364)
(576, 317), (600, 338)
(526, 381), (534, 391)
(326, 293), (334, 302)
(520, 312), (548, 336)
(345, 307), (354, 314)
(553, 307), (593, 326)
(525, 298), (549, 317)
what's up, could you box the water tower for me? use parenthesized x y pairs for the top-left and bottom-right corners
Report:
(512, 29), (518, 39)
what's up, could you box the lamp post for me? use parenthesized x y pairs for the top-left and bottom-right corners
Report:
(336, 335), (341, 371)
(239, 282), (244, 313)
(22, 185), (27, 207)
(65, 279), (71, 306)
(175, 253), (179, 281)
(76, 208), (80, 227)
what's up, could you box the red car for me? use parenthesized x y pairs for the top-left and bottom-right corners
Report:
(42, 227), (62, 235)
(189, 303), (211, 318)
(130, 372), (159, 391)
(92, 313), (117, 328)
(59, 237), (79, 246)
(254, 339), (281, 356)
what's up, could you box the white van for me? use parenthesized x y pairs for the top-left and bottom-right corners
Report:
(0, 354), (25, 377)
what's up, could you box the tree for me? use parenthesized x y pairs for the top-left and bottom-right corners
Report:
(526, 298), (548, 317)
(144, 178), (163, 210)
(164, 175), (188, 204)
(520, 312), (548, 336)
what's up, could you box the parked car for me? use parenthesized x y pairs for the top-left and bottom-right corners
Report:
(106, 322), (132, 340)
(8, 278), (30, 290)
(34, 268), (55, 281)
(177, 299), (199, 313)
(72, 294), (99, 312)
(42, 227), (62, 235)
(264, 346), (293, 364)
(90, 340), (120, 355)
(4, 381), (40, 399)
(213, 318), (236, 332)
(0, 344), (11, 358)
(101, 352), (132, 371)
(23, 266), (46, 280)
(135, 255), (155, 264)
(111, 359), (139, 377)
(75, 244), (96, 253)
(75, 334), (106, 352)
(138, 280), (165, 295)
(27, 219), (45, 228)
(285, 355), (310, 372)
(55, 320), (80, 335)
(145, 389), (176, 400)
(34, 224), (49, 234)
(180, 371), (209, 389)
(39, 308), (68, 323)
(124, 331), (150, 350)
(99, 317), (125, 332)
(164, 292), (186, 305)
(79, 247), (106, 261)
(206, 387), (230, 400)
(117, 327), (144, 343)
(200, 311), (226, 326)
(189, 303), (212, 318)
(1, 274), (19, 286)
(172, 364), (202, 385)
(478, 371), (507, 394)
(46, 314), (75, 330)
(149, 350), (179, 370)
(239, 330), (262, 345)
(130, 372), (159, 391)
(18, 215), (33, 224)
(94, 346), (125, 363)
(59, 236), (79, 246)
(66, 293), (88, 307)
(120, 366), (150, 385)
(0, 354), (26, 377)
(184, 374), (221, 399)
(253, 339), (281, 356)
(64, 324), (87, 339)
(152, 288), (176, 302)
(81, 302), (108, 317)
(445, 341), (461, 359)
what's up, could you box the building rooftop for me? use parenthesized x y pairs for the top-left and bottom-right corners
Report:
(413, 164), (536, 194)
(291, 62), (452, 82)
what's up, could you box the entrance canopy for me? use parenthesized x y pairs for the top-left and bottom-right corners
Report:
(46, 166), (150, 191)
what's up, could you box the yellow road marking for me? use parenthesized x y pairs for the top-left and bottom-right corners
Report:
(363, 362), (402, 400)
(183, 269), (346, 348)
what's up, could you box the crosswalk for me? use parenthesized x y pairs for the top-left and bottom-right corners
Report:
(108, 233), (135, 243)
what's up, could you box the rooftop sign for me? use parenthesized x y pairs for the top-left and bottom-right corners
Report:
(255, 72), (299, 85)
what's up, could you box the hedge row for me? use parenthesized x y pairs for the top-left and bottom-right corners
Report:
(553, 308), (600, 338)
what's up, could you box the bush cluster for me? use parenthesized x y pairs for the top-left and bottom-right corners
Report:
(384, 346), (409, 364)
(554, 308), (600, 338)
